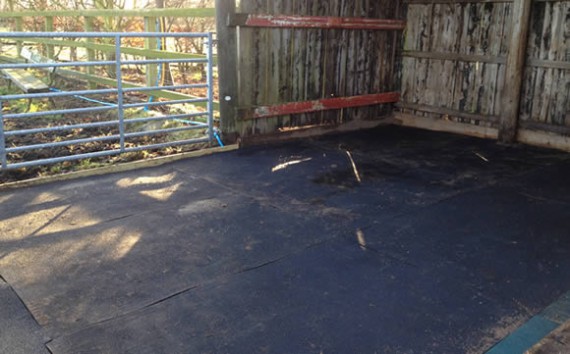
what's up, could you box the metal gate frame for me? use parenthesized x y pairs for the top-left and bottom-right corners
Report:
(0, 32), (215, 170)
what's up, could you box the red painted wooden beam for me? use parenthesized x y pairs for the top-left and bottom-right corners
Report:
(240, 92), (400, 120)
(229, 14), (406, 31)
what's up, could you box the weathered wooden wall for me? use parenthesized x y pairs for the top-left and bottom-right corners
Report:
(233, 0), (404, 140)
(399, 1), (511, 131)
(397, 0), (570, 151)
(521, 1), (570, 131)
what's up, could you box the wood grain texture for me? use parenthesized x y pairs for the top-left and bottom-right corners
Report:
(215, 0), (239, 142)
(401, 2), (511, 125)
(520, 1), (570, 130)
(235, 0), (403, 137)
(229, 14), (406, 30)
(499, 0), (532, 143)
(239, 92), (400, 120)
(401, 0), (570, 148)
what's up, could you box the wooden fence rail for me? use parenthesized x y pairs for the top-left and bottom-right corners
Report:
(0, 8), (217, 106)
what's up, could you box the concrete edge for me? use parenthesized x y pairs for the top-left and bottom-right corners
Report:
(486, 291), (570, 354)
(0, 145), (238, 191)
(526, 320), (570, 353)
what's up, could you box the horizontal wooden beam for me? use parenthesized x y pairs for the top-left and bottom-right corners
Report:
(405, 0), (513, 4)
(405, 0), (556, 3)
(56, 69), (219, 110)
(10, 38), (217, 64)
(0, 8), (215, 18)
(393, 112), (499, 140)
(240, 92), (400, 120)
(397, 102), (499, 123)
(402, 51), (506, 64)
(229, 14), (406, 31)
(527, 59), (570, 71)
(1, 68), (50, 93)
(400, 52), (569, 70)
(240, 119), (392, 146)
(519, 121), (570, 135)
(0, 54), (220, 110)
(518, 129), (570, 152)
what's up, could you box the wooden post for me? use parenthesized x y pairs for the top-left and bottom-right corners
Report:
(498, 0), (532, 144)
(44, 16), (54, 58)
(15, 17), (23, 55)
(144, 16), (159, 87)
(215, 0), (239, 142)
(84, 16), (97, 89)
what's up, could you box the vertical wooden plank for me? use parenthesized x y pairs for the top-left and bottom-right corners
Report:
(401, 4), (419, 106)
(352, 0), (368, 121)
(519, 0), (538, 123)
(449, 3), (465, 113)
(519, 66), (535, 122)
(499, 0), (532, 143)
(144, 17), (158, 88)
(44, 16), (54, 59)
(490, 3), (507, 120)
(547, 2), (564, 125)
(84, 16), (97, 90)
(323, 0), (341, 124)
(15, 17), (23, 56)
(255, 0), (271, 134)
(254, 0), (277, 135)
(374, 0), (390, 119)
(412, 4), (432, 108)
(336, 0), (349, 123)
(294, 1), (309, 126)
(557, 1), (570, 127)
(278, 0), (293, 128)
(531, 2), (552, 123)
(465, 4), (483, 117)
(441, 4), (459, 111)
(302, 1), (318, 125)
(424, 4), (442, 113)
(236, 0), (258, 136)
(215, 0), (239, 141)
(343, 0), (357, 121)
(494, 2), (511, 118)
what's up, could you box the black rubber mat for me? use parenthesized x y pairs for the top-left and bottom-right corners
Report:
(1, 126), (569, 353)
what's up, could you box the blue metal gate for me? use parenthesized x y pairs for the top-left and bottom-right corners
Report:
(0, 32), (215, 170)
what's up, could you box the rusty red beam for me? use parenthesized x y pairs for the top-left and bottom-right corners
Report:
(240, 92), (400, 120)
(229, 14), (406, 31)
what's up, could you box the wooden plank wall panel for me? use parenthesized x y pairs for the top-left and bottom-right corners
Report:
(238, 0), (402, 137)
(400, 2), (512, 125)
(521, 1), (570, 128)
(401, 0), (570, 148)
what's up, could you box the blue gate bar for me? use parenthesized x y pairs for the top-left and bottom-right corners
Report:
(115, 34), (126, 152)
(3, 106), (116, 120)
(0, 32), (208, 38)
(6, 120), (120, 136)
(6, 135), (120, 153)
(0, 31), (216, 170)
(206, 32), (215, 143)
(5, 112), (209, 136)
(0, 83), (208, 101)
(5, 137), (210, 170)
(0, 105), (6, 169)
(124, 98), (208, 109)
(0, 59), (208, 70)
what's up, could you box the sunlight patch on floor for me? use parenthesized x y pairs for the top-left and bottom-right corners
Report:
(115, 172), (177, 188)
